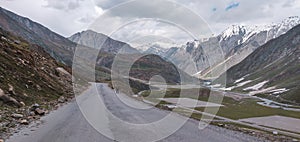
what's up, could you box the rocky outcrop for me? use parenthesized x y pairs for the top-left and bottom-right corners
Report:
(0, 88), (22, 107)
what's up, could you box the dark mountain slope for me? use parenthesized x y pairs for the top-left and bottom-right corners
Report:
(0, 7), (75, 65)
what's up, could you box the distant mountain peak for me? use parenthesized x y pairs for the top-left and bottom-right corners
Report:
(221, 25), (248, 40)
(71, 30), (107, 39)
(162, 16), (300, 77)
(277, 16), (300, 27)
(285, 16), (300, 21)
(133, 41), (181, 52)
(69, 30), (138, 54)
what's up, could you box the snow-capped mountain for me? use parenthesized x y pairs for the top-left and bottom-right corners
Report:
(270, 16), (300, 39)
(221, 16), (300, 45)
(220, 24), (300, 104)
(133, 42), (181, 56)
(163, 16), (300, 78)
(143, 45), (169, 56)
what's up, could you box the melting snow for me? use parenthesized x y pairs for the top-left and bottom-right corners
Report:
(268, 88), (289, 95)
(243, 81), (268, 91)
(210, 84), (221, 88)
(237, 80), (252, 87)
(234, 77), (245, 83)
(217, 80), (252, 91)
(249, 87), (275, 95)
(193, 70), (202, 76)
(219, 87), (234, 91)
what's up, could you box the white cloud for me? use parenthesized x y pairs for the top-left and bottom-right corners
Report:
(107, 20), (193, 44)
(92, 0), (129, 9)
(282, 0), (296, 7)
(0, 0), (102, 37)
(43, 0), (84, 11)
(0, 0), (299, 44)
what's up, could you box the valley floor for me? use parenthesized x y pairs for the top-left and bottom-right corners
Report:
(141, 85), (300, 141)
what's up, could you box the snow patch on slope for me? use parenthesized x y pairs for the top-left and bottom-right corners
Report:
(234, 77), (245, 83)
(243, 81), (269, 91)
(268, 88), (289, 95)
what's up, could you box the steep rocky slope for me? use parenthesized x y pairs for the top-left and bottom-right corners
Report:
(0, 28), (72, 107)
(0, 7), (75, 65)
(0, 28), (73, 137)
(219, 24), (300, 104)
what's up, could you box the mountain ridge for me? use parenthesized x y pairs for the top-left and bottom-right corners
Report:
(159, 16), (300, 78)
(0, 7), (77, 65)
(218, 24), (300, 104)
(69, 30), (139, 54)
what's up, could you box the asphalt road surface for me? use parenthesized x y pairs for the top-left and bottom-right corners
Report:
(7, 83), (263, 142)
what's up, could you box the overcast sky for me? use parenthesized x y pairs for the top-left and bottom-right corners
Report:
(1, 0), (300, 44)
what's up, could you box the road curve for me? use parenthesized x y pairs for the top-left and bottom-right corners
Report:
(7, 83), (263, 142)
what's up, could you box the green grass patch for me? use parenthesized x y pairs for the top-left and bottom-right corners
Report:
(142, 88), (300, 120)
(196, 98), (300, 120)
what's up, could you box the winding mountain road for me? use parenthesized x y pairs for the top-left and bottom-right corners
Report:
(7, 83), (263, 142)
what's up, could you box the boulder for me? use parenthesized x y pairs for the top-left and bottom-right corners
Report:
(55, 67), (71, 77)
(1, 36), (7, 41)
(23, 93), (28, 97)
(58, 96), (66, 103)
(29, 111), (35, 116)
(217, 123), (225, 127)
(19, 119), (29, 125)
(14, 40), (21, 44)
(0, 94), (19, 105)
(11, 113), (23, 119)
(30, 103), (40, 111)
(36, 85), (42, 91)
(27, 80), (34, 86)
(20, 101), (26, 107)
(0, 88), (3, 96)
(34, 108), (45, 116)
(8, 84), (16, 95)
(0, 88), (22, 107)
